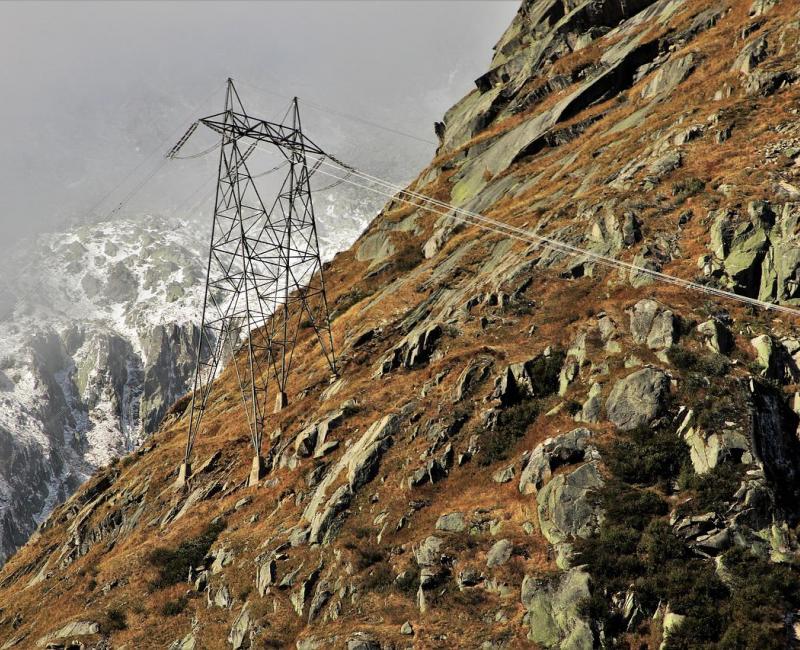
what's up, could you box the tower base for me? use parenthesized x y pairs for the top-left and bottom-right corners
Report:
(176, 462), (192, 489)
(248, 454), (265, 487)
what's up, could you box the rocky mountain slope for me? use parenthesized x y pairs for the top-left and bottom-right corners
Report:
(3, 0), (800, 648)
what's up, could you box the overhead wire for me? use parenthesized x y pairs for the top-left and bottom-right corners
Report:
(159, 83), (800, 320)
(83, 82), (226, 222)
(307, 156), (800, 319)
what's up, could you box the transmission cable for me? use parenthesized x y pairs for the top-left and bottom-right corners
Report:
(309, 158), (800, 319)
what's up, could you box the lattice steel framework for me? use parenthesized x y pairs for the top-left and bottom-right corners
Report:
(170, 79), (337, 482)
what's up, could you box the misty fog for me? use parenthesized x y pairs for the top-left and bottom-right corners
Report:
(0, 1), (518, 253)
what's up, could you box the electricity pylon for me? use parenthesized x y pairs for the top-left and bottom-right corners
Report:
(169, 79), (337, 487)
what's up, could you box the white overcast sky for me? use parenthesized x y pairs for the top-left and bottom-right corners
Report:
(0, 1), (518, 246)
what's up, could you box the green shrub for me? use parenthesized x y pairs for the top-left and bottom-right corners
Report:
(667, 346), (729, 377)
(639, 520), (686, 566)
(160, 596), (188, 617)
(394, 566), (419, 595)
(102, 607), (127, 632)
(478, 398), (540, 466)
(527, 350), (566, 397)
(356, 545), (384, 570)
(392, 244), (424, 273)
(672, 177), (706, 203)
(604, 424), (688, 487)
(362, 562), (394, 593)
(147, 519), (225, 590)
(677, 463), (744, 516)
(603, 482), (668, 530)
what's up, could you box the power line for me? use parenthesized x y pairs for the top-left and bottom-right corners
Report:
(309, 157), (800, 319)
(82, 82), (225, 223)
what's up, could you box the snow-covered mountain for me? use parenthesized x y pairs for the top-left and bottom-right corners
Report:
(0, 215), (207, 563)
(0, 205), (372, 565)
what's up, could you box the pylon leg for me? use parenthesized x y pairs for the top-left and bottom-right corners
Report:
(248, 454), (265, 487)
(176, 462), (192, 489)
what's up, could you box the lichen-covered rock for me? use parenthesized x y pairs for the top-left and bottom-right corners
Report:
(303, 414), (398, 544)
(606, 368), (669, 431)
(492, 350), (563, 406)
(356, 231), (396, 265)
(521, 568), (594, 648)
(677, 408), (752, 474)
(537, 462), (604, 545)
(169, 632), (197, 650)
(452, 356), (493, 402)
(377, 323), (442, 376)
(696, 319), (733, 355)
(346, 632), (381, 650)
(35, 621), (100, 647)
(751, 335), (799, 382)
(629, 299), (676, 349)
(641, 53), (696, 98)
(228, 602), (253, 649)
(519, 428), (597, 494)
(435, 512), (466, 532)
(732, 34), (769, 75)
(486, 539), (513, 568)
(492, 465), (515, 483)
(660, 607), (687, 648)
(256, 556), (277, 596)
(576, 382), (603, 423)
(415, 535), (444, 567)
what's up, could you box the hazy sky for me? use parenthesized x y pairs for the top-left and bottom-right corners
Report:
(0, 1), (518, 247)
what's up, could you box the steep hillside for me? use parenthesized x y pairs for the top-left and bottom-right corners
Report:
(3, 0), (800, 648)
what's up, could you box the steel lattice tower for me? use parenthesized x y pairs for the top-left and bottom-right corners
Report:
(170, 79), (337, 487)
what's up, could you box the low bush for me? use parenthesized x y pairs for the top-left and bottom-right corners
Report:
(362, 562), (394, 593)
(392, 244), (424, 273)
(528, 350), (566, 397)
(672, 177), (706, 203)
(676, 463), (744, 516)
(603, 424), (688, 487)
(147, 519), (225, 591)
(160, 596), (188, 617)
(355, 544), (384, 570)
(478, 398), (540, 466)
(667, 346), (729, 377)
(102, 607), (127, 632)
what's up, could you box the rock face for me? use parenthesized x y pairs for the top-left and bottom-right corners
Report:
(537, 462), (604, 546)
(703, 203), (800, 303)
(629, 299), (676, 349)
(606, 368), (670, 431)
(519, 428), (598, 494)
(521, 569), (593, 648)
(302, 415), (398, 544)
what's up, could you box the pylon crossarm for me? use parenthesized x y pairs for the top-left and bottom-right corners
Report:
(199, 112), (326, 158)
